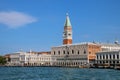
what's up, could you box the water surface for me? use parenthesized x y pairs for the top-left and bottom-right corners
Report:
(0, 67), (120, 80)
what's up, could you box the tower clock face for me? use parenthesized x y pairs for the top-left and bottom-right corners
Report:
(63, 32), (72, 38)
(68, 33), (71, 36)
(63, 32), (67, 38)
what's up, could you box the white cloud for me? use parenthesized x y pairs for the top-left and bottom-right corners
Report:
(0, 11), (37, 28)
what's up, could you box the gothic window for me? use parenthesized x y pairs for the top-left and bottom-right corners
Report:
(113, 61), (115, 64)
(106, 55), (108, 59)
(106, 61), (108, 63)
(67, 51), (69, 55)
(54, 51), (55, 55)
(117, 54), (119, 59)
(78, 51), (79, 54)
(84, 50), (86, 54)
(58, 51), (60, 55)
(110, 55), (111, 59)
(72, 50), (74, 54)
(63, 50), (65, 54)
(113, 54), (115, 59)
(117, 61), (119, 63)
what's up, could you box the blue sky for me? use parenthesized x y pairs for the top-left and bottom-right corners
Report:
(0, 0), (120, 54)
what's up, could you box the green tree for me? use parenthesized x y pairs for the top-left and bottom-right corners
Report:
(0, 56), (6, 65)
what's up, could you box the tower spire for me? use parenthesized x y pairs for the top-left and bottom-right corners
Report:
(64, 13), (72, 27)
(63, 13), (72, 45)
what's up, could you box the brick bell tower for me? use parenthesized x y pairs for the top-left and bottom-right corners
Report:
(63, 13), (72, 45)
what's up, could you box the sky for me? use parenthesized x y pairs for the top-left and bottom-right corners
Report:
(0, 0), (120, 54)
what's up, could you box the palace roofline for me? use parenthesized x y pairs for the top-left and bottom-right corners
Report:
(52, 42), (120, 48)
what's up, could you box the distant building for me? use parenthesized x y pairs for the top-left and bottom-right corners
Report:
(10, 51), (30, 66)
(100, 43), (120, 51)
(10, 52), (22, 66)
(96, 50), (120, 67)
(4, 54), (11, 65)
(27, 51), (52, 66)
(10, 51), (52, 66)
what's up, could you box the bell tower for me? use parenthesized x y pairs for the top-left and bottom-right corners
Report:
(63, 13), (72, 45)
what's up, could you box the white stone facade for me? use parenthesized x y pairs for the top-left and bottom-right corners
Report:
(10, 51), (52, 66)
(96, 51), (120, 65)
(10, 53), (20, 65)
(10, 52), (30, 66)
(27, 52), (52, 66)
(51, 43), (95, 67)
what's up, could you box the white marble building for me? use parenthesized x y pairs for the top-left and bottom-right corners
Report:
(27, 52), (52, 66)
(10, 52), (26, 66)
(96, 50), (120, 66)
(51, 44), (87, 67)
(51, 42), (101, 67)
(10, 51), (53, 66)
